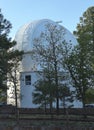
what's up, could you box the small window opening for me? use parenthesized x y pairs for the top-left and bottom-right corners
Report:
(25, 75), (31, 85)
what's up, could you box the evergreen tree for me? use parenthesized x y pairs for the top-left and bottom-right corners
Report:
(74, 6), (94, 59)
(0, 9), (23, 103)
(85, 88), (94, 104)
(0, 9), (12, 90)
(32, 78), (55, 112)
(66, 6), (94, 107)
(59, 83), (73, 109)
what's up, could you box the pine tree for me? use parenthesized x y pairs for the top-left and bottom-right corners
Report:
(0, 9), (23, 103)
(0, 9), (14, 98)
(74, 6), (94, 61)
(66, 6), (94, 107)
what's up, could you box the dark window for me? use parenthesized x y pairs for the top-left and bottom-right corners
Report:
(25, 75), (31, 85)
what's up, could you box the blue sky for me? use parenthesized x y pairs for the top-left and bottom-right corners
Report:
(0, 0), (94, 38)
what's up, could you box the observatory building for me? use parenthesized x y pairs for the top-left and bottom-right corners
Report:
(7, 19), (82, 108)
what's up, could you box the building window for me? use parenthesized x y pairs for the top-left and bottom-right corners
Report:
(25, 75), (31, 85)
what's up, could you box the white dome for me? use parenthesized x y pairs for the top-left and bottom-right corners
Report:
(15, 19), (77, 52)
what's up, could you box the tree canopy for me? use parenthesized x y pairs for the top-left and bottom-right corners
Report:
(32, 23), (74, 111)
(66, 6), (94, 107)
(0, 9), (23, 103)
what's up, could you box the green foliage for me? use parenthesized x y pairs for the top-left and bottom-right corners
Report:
(85, 88), (94, 104)
(0, 9), (13, 90)
(67, 6), (94, 107)
(0, 9), (23, 103)
(59, 84), (73, 108)
(32, 79), (55, 109)
(74, 6), (94, 58)
(32, 23), (74, 110)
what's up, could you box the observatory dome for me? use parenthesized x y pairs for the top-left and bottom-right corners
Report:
(14, 19), (77, 52)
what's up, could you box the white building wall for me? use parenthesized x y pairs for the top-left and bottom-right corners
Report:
(7, 70), (82, 108)
(21, 53), (37, 72)
(20, 71), (40, 108)
(7, 19), (83, 108)
(20, 71), (82, 108)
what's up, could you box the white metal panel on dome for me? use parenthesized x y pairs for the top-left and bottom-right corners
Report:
(15, 19), (78, 52)
(14, 23), (30, 51)
(7, 19), (82, 108)
(15, 19), (53, 52)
